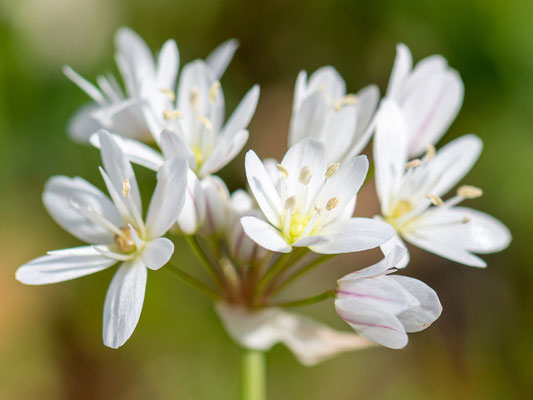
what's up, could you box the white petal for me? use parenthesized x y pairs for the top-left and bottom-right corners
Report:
(335, 298), (408, 349)
(288, 92), (328, 145)
(16, 246), (115, 285)
(175, 169), (206, 234)
(98, 130), (143, 226)
(205, 39), (239, 79)
(63, 66), (105, 104)
(339, 245), (408, 281)
(323, 104), (358, 164)
(424, 134), (482, 197)
(373, 99), (409, 214)
(386, 43), (412, 99)
(160, 129), (197, 170)
(455, 207), (511, 253)
(67, 103), (103, 143)
(43, 175), (120, 244)
(90, 132), (164, 171)
(244, 150), (282, 226)
(221, 85), (260, 137)
(97, 100), (153, 141)
(142, 238), (174, 270)
(391, 275), (442, 332)
(199, 129), (249, 177)
(291, 70), (308, 113)
(102, 259), (147, 349)
(379, 231), (410, 269)
(307, 66), (346, 100)
(310, 218), (395, 254)
(292, 235), (329, 248)
(146, 157), (188, 238)
(156, 39), (179, 90)
(240, 216), (291, 253)
(201, 176), (230, 236)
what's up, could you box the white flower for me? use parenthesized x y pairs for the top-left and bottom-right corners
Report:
(386, 43), (464, 158)
(288, 66), (379, 164)
(335, 247), (442, 349)
(16, 131), (188, 348)
(65, 27), (239, 145)
(242, 137), (395, 253)
(374, 100), (511, 268)
(216, 302), (373, 366)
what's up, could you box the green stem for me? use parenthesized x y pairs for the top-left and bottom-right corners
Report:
(165, 264), (219, 300)
(273, 254), (336, 294)
(240, 349), (266, 400)
(272, 289), (336, 308)
(254, 252), (293, 296)
(184, 235), (220, 283)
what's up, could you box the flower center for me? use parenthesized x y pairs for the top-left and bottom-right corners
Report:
(114, 226), (137, 253)
(391, 199), (414, 219)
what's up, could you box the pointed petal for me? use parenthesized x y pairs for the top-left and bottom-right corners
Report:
(199, 129), (249, 177)
(205, 39), (239, 79)
(146, 157), (188, 237)
(240, 216), (291, 253)
(156, 39), (179, 90)
(160, 129), (197, 169)
(142, 238), (174, 270)
(288, 91), (328, 145)
(386, 43), (412, 99)
(16, 246), (115, 285)
(63, 66), (105, 104)
(379, 231), (410, 269)
(221, 85), (260, 137)
(102, 259), (147, 349)
(339, 245), (408, 281)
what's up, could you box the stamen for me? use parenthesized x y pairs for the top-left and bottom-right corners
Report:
(325, 163), (340, 179)
(163, 109), (183, 121)
(406, 159), (423, 170)
(314, 204), (323, 215)
(160, 88), (176, 101)
(462, 215), (471, 224)
(457, 185), (483, 199)
(424, 144), (436, 161)
(122, 179), (130, 198)
(277, 164), (289, 179)
(190, 87), (200, 111)
(284, 196), (297, 212)
(426, 194), (444, 207)
(299, 166), (313, 185)
(197, 115), (213, 130)
(209, 81), (220, 103)
(326, 197), (340, 211)
(334, 94), (358, 111)
(114, 226), (136, 253)
(69, 198), (123, 237)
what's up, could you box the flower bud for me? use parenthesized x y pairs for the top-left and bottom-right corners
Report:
(172, 169), (206, 235)
(201, 176), (230, 236)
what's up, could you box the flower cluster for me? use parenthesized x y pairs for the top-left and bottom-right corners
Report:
(16, 29), (510, 363)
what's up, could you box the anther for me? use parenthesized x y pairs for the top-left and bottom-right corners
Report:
(424, 144), (436, 161)
(462, 215), (471, 224)
(284, 196), (297, 212)
(190, 87), (200, 111)
(334, 94), (358, 111)
(277, 164), (289, 179)
(426, 194), (444, 207)
(163, 109), (183, 121)
(314, 204), (323, 215)
(209, 81), (220, 103)
(114, 226), (136, 253)
(457, 185), (483, 199)
(326, 197), (340, 211)
(406, 159), (423, 170)
(197, 115), (213, 130)
(325, 163), (340, 179)
(160, 88), (176, 101)
(122, 179), (130, 198)
(299, 166), (313, 185)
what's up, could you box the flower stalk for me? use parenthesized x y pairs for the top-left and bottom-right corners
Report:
(240, 349), (266, 400)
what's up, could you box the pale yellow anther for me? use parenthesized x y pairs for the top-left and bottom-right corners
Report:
(277, 164), (289, 179)
(163, 109), (183, 121)
(160, 88), (176, 101)
(424, 144), (436, 161)
(325, 163), (340, 179)
(457, 185), (483, 199)
(326, 197), (340, 211)
(406, 159), (423, 170)
(462, 215), (471, 224)
(426, 194), (444, 207)
(209, 81), (220, 103)
(122, 179), (130, 198)
(197, 115), (213, 130)
(284, 196), (297, 212)
(114, 226), (136, 253)
(334, 94), (358, 111)
(314, 204), (323, 215)
(190, 87), (200, 111)
(299, 166), (313, 185)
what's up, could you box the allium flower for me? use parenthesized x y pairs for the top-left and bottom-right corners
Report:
(288, 66), (379, 164)
(16, 131), (188, 348)
(216, 302), (373, 366)
(65, 26), (238, 145)
(386, 43), (464, 157)
(335, 247), (442, 349)
(374, 100), (511, 267)
(242, 137), (395, 253)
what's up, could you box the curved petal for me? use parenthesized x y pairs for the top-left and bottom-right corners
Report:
(386, 43), (412, 99)
(175, 169), (206, 234)
(160, 129), (197, 170)
(379, 231), (410, 269)
(339, 245), (408, 281)
(102, 259), (147, 349)
(63, 66), (105, 104)
(221, 85), (260, 138)
(156, 39), (179, 90)
(201, 176), (230, 236)
(240, 216), (291, 253)
(67, 103), (103, 143)
(205, 39), (239, 79)
(16, 246), (116, 285)
(43, 175), (120, 244)
(307, 66), (346, 100)
(310, 218), (395, 254)
(146, 157), (188, 238)
(288, 91), (328, 145)
(199, 129), (249, 177)
(142, 238), (174, 270)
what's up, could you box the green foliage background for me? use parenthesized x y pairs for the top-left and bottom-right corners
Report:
(0, 0), (531, 398)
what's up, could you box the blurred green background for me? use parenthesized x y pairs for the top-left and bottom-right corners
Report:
(1, 0), (532, 398)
